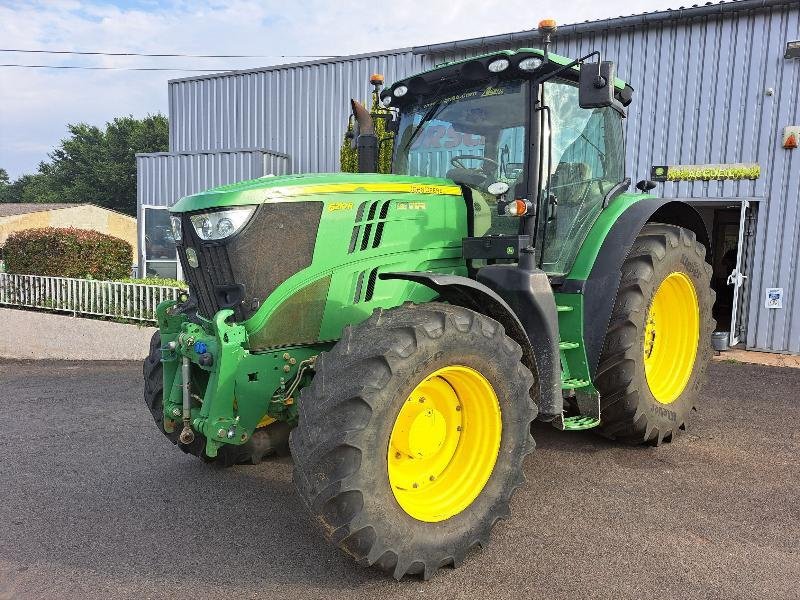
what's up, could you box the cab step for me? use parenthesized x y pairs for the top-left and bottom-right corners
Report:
(562, 415), (601, 430)
(561, 378), (591, 390)
(556, 305), (574, 312)
(559, 341), (580, 350)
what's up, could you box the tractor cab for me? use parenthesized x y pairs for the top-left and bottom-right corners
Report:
(366, 31), (633, 276)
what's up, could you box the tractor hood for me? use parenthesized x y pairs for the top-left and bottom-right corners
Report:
(170, 172), (462, 213)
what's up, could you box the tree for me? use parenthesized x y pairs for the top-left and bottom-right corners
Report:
(0, 168), (17, 203)
(0, 114), (168, 214)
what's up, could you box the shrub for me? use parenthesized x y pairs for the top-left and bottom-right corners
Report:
(116, 276), (187, 289)
(4, 227), (132, 280)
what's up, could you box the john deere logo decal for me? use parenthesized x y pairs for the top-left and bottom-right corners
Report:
(651, 163), (760, 182)
(482, 86), (504, 97)
(409, 184), (455, 195)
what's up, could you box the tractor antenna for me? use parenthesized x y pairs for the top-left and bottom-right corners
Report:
(538, 19), (557, 61)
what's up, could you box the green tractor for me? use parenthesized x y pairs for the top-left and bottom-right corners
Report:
(144, 22), (714, 580)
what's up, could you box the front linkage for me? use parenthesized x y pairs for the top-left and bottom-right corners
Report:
(155, 299), (317, 459)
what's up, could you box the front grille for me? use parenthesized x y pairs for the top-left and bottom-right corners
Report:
(179, 241), (240, 319)
(177, 201), (323, 321)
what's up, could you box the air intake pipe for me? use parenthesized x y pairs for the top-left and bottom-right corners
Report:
(350, 99), (378, 173)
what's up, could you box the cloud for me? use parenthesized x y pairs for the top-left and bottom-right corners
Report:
(0, 0), (675, 178)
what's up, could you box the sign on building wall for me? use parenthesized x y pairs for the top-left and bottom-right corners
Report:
(765, 288), (784, 309)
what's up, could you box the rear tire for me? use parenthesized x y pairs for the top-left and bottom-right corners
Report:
(290, 303), (537, 579)
(142, 331), (290, 466)
(595, 223), (714, 444)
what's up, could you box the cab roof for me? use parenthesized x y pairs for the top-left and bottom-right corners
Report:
(383, 48), (633, 108)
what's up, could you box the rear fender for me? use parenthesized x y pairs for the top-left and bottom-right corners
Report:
(380, 271), (562, 420)
(561, 197), (710, 377)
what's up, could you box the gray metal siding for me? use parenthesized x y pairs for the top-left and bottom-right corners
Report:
(136, 149), (288, 208)
(158, 4), (799, 352)
(168, 50), (427, 173)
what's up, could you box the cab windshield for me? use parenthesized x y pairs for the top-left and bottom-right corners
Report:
(392, 79), (529, 236)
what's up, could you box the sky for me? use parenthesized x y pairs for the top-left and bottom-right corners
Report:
(0, 0), (678, 179)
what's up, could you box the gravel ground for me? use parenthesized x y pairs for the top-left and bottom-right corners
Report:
(0, 359), (798, 600)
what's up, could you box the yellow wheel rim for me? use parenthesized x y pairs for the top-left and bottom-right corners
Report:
(387, 365), (502, 522)
(643, 272), (700, 404)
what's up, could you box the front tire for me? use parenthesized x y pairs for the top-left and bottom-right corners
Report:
(595, 223), (715, 444)
(290, 303), (537, 579)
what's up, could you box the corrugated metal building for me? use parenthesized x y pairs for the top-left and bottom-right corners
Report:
(136, 0), (800, 354)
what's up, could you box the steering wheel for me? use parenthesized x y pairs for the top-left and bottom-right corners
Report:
(450, 155), (499, 171)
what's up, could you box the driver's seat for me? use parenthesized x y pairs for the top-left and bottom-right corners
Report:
(550, 162), (591, 207)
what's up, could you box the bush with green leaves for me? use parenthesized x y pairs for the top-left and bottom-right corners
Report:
(4, 227), (132, 280)
(117, 276), (187, 289)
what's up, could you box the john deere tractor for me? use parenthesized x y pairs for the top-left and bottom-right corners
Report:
(143, 21), (714, 580)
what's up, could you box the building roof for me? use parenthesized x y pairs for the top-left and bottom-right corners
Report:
(411, 0), (797, 55)
(167, 0), (795, 84)
(167, 47), (415, 85)
(0, 203), (87, 218)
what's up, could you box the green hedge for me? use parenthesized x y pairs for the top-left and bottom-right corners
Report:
(117, 276), (188, 289)
(4, 227), (132, 280)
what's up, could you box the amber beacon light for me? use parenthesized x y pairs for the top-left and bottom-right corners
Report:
(538, 18), (558, 33)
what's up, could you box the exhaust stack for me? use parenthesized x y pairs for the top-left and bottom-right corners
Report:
(350, 99), (378, 173)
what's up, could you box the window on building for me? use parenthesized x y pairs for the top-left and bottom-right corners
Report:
(143, 207), (180, 280)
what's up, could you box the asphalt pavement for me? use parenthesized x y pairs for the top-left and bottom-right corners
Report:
(0, 359), (798, 600)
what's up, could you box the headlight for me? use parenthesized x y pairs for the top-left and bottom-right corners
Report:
(488, 58), (509, 73)
(380, 94), (392, 107)
(518, 56), (543, 72)
(393, 85), (408, 97)
(189, 206), (255, 241)
(170, 215), (182, 242)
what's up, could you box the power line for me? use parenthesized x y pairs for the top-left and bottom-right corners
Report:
(0, 63), (255, 72)
(0, 48), (338, 59)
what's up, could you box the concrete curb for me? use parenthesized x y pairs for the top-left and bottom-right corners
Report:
(713, 348), (800, 369)
(0, 307), (156, 361)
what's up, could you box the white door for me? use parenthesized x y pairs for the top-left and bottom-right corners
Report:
(726, 199), (750, 347)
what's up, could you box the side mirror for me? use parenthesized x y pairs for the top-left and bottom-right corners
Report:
(579, 61), (615, 108)
(636, 179), (657, 193)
